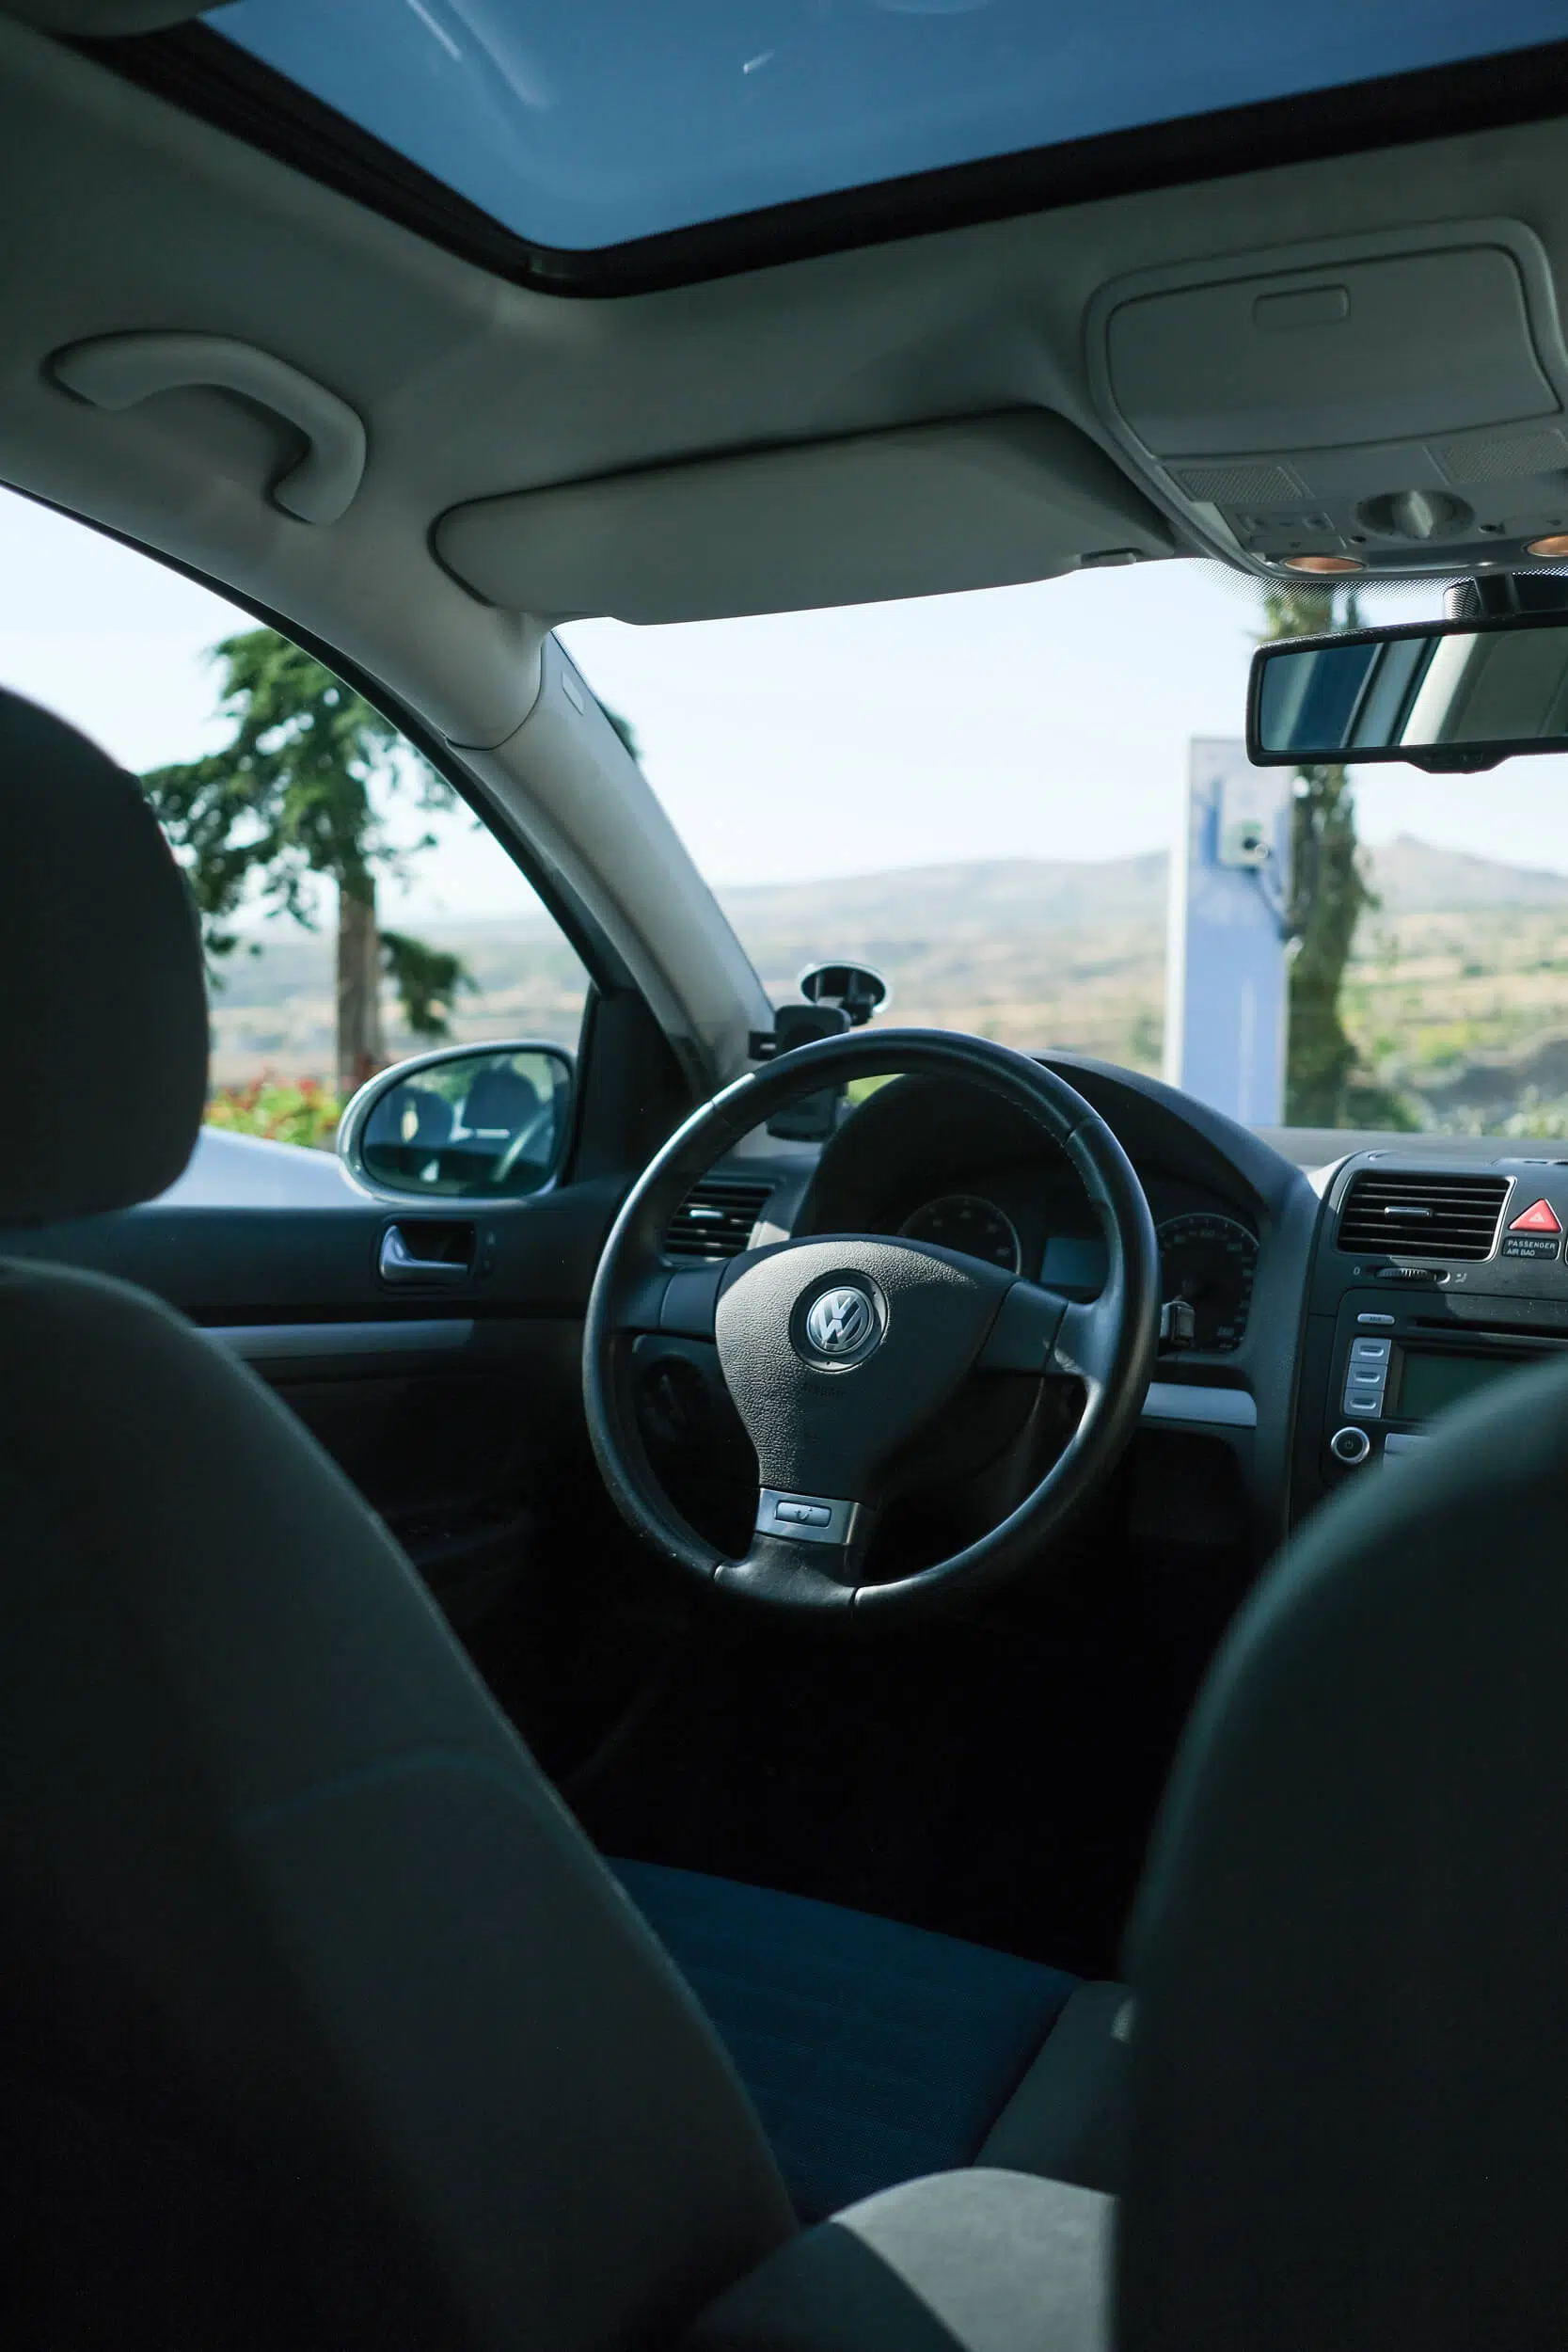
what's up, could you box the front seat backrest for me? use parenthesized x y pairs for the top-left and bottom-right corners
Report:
(0, 687), (794, 2349)
(1119, 1355), (1568, 2349)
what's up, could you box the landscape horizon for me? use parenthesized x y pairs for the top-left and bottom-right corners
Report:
(209, 833), (1568, 1134)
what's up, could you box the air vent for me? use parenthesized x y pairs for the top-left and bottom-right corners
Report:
(665, 1177), (774, 1261)
(1337, 1169), (1510, 1260)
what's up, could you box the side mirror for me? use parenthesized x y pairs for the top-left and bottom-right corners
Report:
(339, 1042), (573, 1200)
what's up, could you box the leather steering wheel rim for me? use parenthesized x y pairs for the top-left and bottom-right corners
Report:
(583, 1029), (1160, 1617)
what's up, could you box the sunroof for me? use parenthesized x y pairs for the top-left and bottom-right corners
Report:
(215, 1), (1568, 259)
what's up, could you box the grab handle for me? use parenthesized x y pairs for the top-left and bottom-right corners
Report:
(51, 332), (367, 524)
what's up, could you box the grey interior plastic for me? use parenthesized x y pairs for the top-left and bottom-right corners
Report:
(436, 411), (1173, 623)
(1089, 221), (1568, 577)
(53, 333), (368, 524)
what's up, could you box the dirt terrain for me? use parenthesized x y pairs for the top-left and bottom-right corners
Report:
(208, 836), (1568, 1132)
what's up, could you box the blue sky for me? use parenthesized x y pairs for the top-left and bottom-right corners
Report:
(3, 484), (1564, 921)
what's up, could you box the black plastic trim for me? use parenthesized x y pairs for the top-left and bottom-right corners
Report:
(83, 24), (1568, 301)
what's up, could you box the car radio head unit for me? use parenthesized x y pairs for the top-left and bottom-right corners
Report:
(1325, 1295), (1559, 1471)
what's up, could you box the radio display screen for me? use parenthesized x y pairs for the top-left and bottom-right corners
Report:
(1397, 1347), (1533, 1422)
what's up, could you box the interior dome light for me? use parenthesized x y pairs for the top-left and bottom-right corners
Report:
(1526, 533), (1568, 558)
(1281, 554), (1364, 575)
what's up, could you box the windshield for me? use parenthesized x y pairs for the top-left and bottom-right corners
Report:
(216, 1), (1566, 252)
(562, 566), (1568, 1140)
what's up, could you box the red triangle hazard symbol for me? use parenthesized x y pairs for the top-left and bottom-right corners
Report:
(1510, 1197), (1562, 1234)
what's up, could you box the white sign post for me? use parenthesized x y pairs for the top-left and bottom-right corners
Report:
(1164, 739), (1293, 1127)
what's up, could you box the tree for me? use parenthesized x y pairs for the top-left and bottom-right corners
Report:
(1260, 583), (1411, 1127)
(603, 704), (641, 761)
(142, 629), (475, 1091)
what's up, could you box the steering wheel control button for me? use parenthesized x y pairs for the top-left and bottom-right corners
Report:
(758, 1489), (857, 1546)
(1331, 1425), (1372, 1465)
(795, 1278), (886, 1369)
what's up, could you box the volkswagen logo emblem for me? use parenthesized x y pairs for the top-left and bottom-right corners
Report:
(801, 1283), (881, 1365)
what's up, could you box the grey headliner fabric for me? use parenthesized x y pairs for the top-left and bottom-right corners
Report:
(0, 687), (206, 1222)
(0, 1255), (794, 2346)
(1118, 1349), (1568, 2350)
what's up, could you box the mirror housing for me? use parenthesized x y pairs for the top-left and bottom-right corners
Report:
(1247, 606), (1568, 773)
(339, 1041), (573, 1200)
(800, 961), (889, 1027)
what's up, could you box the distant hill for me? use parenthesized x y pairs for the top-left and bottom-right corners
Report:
(716, 852), (1168, 950)
(208, 835), (1568, 1098)
(1360, 834), (1568, 913)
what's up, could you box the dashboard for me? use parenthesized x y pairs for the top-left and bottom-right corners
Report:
(661, 1056), (1568, 1589)
(895, 1185), (1259, 1353)
(792, 1064), (1284, 1378)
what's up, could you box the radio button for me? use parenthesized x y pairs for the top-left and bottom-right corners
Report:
(1351, 1337), (1392, 1360)
(1356, 1311), (1396, 1326)
(1331, 1425), (1372, 1464)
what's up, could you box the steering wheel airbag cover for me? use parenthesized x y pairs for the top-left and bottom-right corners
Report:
(716, 1237), (1011, 1501)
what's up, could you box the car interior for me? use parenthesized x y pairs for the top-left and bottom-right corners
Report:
(7, 7), (1568, 2348)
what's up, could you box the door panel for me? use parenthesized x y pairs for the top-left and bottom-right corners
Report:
(0, 1179), (624, 1627)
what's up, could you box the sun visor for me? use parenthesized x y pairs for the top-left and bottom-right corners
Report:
(434, 410), (1174, 623)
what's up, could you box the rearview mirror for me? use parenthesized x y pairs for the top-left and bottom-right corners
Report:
(339, 1042), (573, 1200)
(1248, 611), (1568, 773)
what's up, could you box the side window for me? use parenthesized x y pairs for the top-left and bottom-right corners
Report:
(0, 488), (589, 1148)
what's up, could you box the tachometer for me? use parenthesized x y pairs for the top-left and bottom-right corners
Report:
(1156, 1212), (1259, 1353)
(900, 1194), (1022, 1273)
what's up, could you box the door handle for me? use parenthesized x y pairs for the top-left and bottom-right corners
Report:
(50, 332), (367, 524)
(379, 1224), (473, 1284)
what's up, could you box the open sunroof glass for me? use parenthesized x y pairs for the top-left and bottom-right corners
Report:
(214, 1), (1568, 257)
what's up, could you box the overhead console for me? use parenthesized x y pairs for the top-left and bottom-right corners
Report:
(1087, 222), (1568, 581)
(1293, 1153), (1568, 1516)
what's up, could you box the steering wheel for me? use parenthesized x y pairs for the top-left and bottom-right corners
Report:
(583, 1029), (1160, 1616)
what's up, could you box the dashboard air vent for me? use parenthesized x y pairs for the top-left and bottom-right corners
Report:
(1337, 1168), (1510, 1261)
(665, 1177), (774, 1261)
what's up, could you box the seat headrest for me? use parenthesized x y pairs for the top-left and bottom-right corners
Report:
(1119, 1353), (1568, 2349)
(0, 688), (208, 1225)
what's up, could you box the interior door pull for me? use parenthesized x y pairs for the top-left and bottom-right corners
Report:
(379, 1225), (472, 1284)
(50, 332), (368, 524)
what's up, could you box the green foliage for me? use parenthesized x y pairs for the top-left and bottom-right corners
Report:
(205, 1073), (342, 1150)
(141, 628), (472, 1040)
(1260, 584), (1412, 1127)
(379, 930), (479, 1041)
(601, 702), (641, 761)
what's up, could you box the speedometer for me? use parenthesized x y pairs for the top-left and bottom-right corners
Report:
(1156, 1212), (1259, 1353)
(900, 1194), (1022, 1273)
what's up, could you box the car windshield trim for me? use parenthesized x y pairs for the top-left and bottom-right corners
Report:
(94, 24), (1568, 299)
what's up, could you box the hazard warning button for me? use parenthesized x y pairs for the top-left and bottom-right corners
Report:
(1510, 1198), (1562, 1234)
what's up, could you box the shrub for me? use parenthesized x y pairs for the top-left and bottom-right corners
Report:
(206, 1074), (342, 1150)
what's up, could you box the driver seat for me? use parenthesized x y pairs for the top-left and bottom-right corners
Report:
(0, 689), (1115, 2347)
